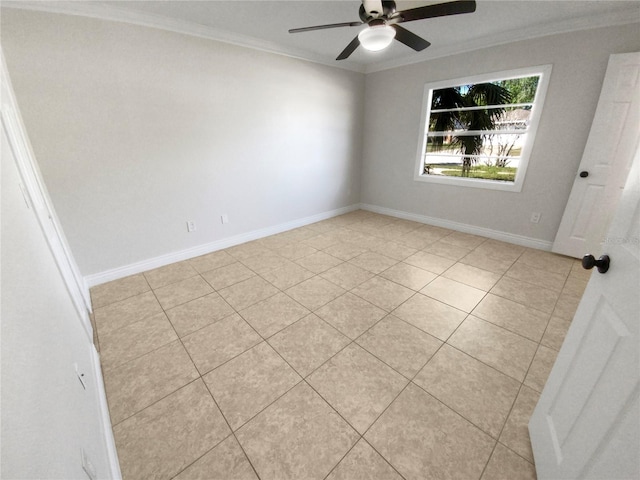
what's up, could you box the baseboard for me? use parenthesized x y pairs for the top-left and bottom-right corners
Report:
(359, 203), (554, 251)
(86, 202), (552, 288)
(91, 346), (122, 480)
(85, 204), (360, 287)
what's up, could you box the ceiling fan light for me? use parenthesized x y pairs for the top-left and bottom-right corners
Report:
(358, 25), (396, 51)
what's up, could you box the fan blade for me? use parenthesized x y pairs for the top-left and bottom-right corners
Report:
(289, 22), (362, 34)
(391, 24), (431, 51)
(396, 0), (476, 23)
(336, 35), (361, 60)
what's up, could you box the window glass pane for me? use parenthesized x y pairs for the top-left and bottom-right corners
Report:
(495, 76), (540, 104)
(422, 162), (517, 182)
(425, 133), (526, 158)
(421, 73), (542, 185)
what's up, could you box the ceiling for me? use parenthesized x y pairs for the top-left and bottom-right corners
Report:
(5, 0), (640, 72)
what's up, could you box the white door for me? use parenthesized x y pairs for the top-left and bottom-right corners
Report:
(552, 52), (640, 258)
(529, 142), (640, 478)
(1, 52), (93, 338)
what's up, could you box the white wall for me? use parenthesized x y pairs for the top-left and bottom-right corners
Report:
(0, 8), (365, 277)
(361, 23), (640, 244)
(1, 112), (114, 479)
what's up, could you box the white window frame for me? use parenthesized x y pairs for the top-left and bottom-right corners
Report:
(414, 64), (552, 192)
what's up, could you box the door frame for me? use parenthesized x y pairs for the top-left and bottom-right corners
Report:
(552, 52), (640, 258)
(1, 50), (93, 339)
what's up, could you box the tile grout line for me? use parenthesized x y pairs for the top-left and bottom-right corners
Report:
(154, 280), (265, 480)
(197, 379), (264, 480)
(95, 211), (583, 479)
(401, 245), (532, 476)
(106, 283), (205, 429)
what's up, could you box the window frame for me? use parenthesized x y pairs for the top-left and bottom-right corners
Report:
(413, 65), (553, 192)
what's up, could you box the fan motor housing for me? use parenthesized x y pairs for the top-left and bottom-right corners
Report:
(360, 0), (397, 22)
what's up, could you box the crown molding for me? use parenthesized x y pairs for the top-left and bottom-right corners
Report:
(3, 1), (638, 76)
(0, 1), (367, 73)
(364, 6), (640, 73)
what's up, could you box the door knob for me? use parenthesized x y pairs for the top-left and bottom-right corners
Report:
(582, 254), (610, 274)
(579, 171), (589, 178)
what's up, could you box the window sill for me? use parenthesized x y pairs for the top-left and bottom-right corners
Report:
(413, 172), (524, 192)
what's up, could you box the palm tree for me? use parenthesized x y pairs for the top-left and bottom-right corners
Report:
(430, 82), (512, 176)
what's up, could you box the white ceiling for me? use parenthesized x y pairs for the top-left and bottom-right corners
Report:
(5, 0), (640, 72)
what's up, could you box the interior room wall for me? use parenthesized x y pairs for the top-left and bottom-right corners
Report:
(360, 23), (640, 245)
(0, 8), (365, 278)
(1, 117), (114, 479)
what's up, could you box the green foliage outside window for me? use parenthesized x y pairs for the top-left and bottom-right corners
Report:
(424, 75), (540, 181)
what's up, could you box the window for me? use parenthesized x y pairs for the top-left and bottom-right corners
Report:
(414, 65), (552, 192)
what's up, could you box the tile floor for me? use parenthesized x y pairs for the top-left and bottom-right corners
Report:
(90, 210), (591, 480)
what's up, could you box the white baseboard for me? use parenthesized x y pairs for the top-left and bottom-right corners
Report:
(91, 346), (122, 480)
(86, 202), (553, 288)
(85, 204), (360, 287)
(359, 203), (553, 251)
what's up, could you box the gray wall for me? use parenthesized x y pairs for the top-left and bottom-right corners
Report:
(1, 9), (365, 277)
(2, 8), (640, 280)
(361, 23), (640, 243)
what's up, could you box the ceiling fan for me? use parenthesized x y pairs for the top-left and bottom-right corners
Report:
(289, 0), (476, 60)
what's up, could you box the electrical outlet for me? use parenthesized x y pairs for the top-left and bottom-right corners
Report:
(186, 221), (196, 232)
(221, 214), (229, 224)
(81, 449), (97, 480)
(530, 212), (541, 224)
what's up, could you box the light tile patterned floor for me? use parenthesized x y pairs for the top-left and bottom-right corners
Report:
(90, 210), (591, 480)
